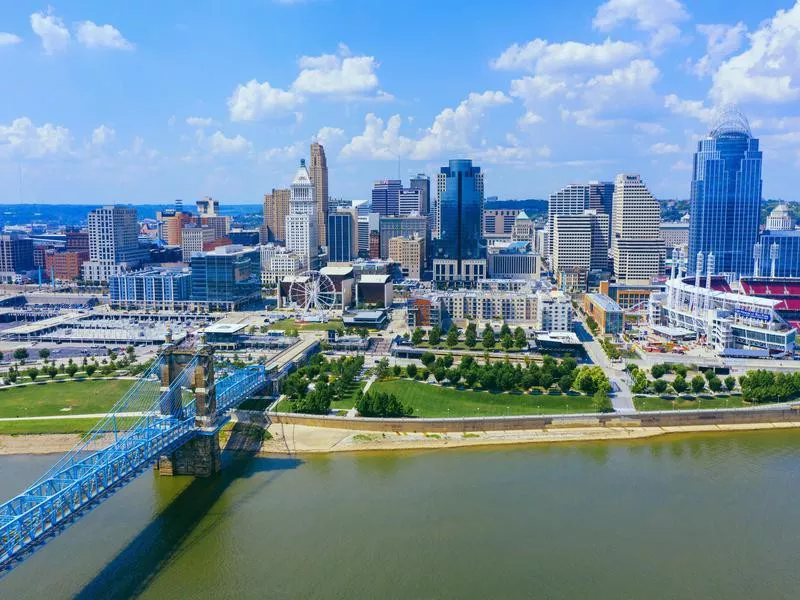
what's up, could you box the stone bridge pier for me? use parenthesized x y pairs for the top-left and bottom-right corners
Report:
(157, 334), (221, 477)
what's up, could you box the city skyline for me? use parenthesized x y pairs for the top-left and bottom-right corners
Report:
(1, 1), (800, 205)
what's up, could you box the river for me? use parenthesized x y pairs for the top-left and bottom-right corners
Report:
(2, 430), (800, 599)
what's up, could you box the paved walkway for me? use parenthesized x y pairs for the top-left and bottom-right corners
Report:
(573, 319), (635, 413)
(0, 411), (146, 422)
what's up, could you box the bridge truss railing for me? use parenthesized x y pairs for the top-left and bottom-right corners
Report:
(214, 365), (268, 415)
(0, 355), (200, 573)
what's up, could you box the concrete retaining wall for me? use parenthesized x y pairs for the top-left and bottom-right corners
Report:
(269, 404), (800, 434)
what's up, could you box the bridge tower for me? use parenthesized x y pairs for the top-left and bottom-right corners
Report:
(157, 330), (222, 477)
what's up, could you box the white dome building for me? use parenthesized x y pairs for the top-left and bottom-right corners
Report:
(766, 203), (795, 231)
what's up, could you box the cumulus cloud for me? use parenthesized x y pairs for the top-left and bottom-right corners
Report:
(491, 38), (640, 73)
(593, 0), (689, 51)
(690, 22), (747, 78)
(518, 111), (544, 127)
(75, 21), (134, 50)
(314, 126), (345, 148)
(91, 125), (115, 146)
(186, 116), (215, 128)
(0, 117), (71, 158)
(207, 131), (252, 155)
(649, 142), (682, 154)
(293, 52), (380, 96)
(664, 94), (715, 122)
(30, 9), (70, 54)
(0, 33), (22, 46)
(710, 3), (800, 104)
(227, 80), (303, 121)
(261, 141), (305, 162)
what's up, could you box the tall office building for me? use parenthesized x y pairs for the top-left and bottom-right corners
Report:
(285, 160), (319, 270)
(611, 174), (665, 284)
(0, 234), (34, 277)
(263, 188), (291, 242)
(190, 245), (261, 310)
(83, 205), (149, 283)
(379, 215), (428, 260)
(552, 210), (609, 291)
(157, 209), (193, 246)
(589, 181), (614, 245)
(196, 196), (219, 216)
(328, 210), (357, 263)
(547, 184), (589, 257)
(371, 180), (402, 217)
(310, 142), (329, 247)
(432, 159), (486, 283)
(398, 188), (423, 216)
(358, 213), (380, 257)
(689, 107), (762, 278)
(409, 174), (431, 215)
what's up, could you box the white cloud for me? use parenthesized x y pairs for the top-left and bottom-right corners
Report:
(261, 141), (304, 162)
(227, 80), (303, 121)
(510, 75), (570, 102)
(186, 116), (215, 128)
(207, 131), (252, 155)
(30, 10), (70, 54)
(650, 142), (682, 154)
(670, 160), (692, 171)
(341, 91), (513, 161)
(635, 122), (667, 135)
(0, 33), (22, 46)
(0, 117), (71, 158)
(314, 126), (345, 148)
(292, 45), (381, 96)
(491, 37), (640, 73)
(710, 3), (800, 104)
(581, 59), (660, 109)
(91, 125), (115, 146)
(559, 107), (623, 128)
(664, 94), (715, 122)
(691, 22), (747, 78)
(518, 111), (544, 127)
(75, 21), (134, 50)
(593, 0), (689, 51)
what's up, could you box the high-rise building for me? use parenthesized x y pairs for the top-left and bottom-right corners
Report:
(285, 159), (319, 270)
(398, 188), (423, 217)
(553, 210), (609, 291)
(157, 209), (194, 246)
(689, 107), (762, 278)
(0, 235), (34, 277)
(83, 205), (149, 283)
(433, 159), (486, 283)
(409, 174), (431, 215)
(181, 226), (216, 262)
(389, 235), (424, 279)
(190, 245), (262, 310)
(379, 215), (428, 261)
(263, 188), (291, 242)
(766, 204), (795, 231)
(328, 210), (357, 263)
(310, 142), (329, 246)
(547, 184), (589, 257)
(352, 199), (371, 217)
(611, 174), (665, 284)
(45, 250), (88, 281)
(65, 228), (89, 253)
(589, 181), (615, 245)
(196, 196), (219, 216)
(371, 180), (402, 217)
(757, 231), (800, 278)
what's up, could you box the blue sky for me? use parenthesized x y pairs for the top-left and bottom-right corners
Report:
(1, 0), (799, 205)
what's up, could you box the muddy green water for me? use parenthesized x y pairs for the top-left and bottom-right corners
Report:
(2, 430), (800, 599)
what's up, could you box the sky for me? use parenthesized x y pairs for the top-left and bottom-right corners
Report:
(1, 0), (800, 206)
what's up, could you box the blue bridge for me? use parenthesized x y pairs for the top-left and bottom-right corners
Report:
(0, 337), (276, 575)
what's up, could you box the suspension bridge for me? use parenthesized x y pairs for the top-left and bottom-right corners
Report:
(0, 332), (310, 576)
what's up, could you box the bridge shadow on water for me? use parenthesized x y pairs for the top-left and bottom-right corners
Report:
(75, 432), (302, 600)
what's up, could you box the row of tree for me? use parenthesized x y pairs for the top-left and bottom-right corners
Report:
(629, 364), (736, 396)
(283, 354), (366, 415)
(411, 322), (528, 351)
(739, 370), (800, 404)
(355, 391), (413, 418)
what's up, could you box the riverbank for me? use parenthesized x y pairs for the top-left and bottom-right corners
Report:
(4, 420), (800, 457)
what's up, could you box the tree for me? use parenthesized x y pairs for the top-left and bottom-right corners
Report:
(420, 352), (436, 369)
(392, 365), (402, 377)
(482, 324), (496, 349)
(411, 328), (425, 346)
(592, 391), (614, 413)
(558, 374), (573, 393)
(501, 333), (514, 351)
(13, 348), (28, 362)
(671, 375), (688, 394)
(691, 375), (706, 394)
(724, 375), (736, 392)
(38, 348), (51, 360)
(446, 369), (461, 385)
(26, 367), (39, 382)
(374, 358), (390, 380)
(708, 376), (723, 393)
(653, 379), (668, 394)
(464, 322), (477, 348)
(446, 327), (460, 348)
(513, 327), (528, 350)
(651, 363), (667, 379)
(428, 325), (442, 346)
(47, 366), (58, 379)
(356, 391), (413, 418)
(406, 363), (417, 379)
(442, 354), (454, 369)
(66, 363), (79, 378)
(703, 369), (716, 382)
(499, 323), (512, 338)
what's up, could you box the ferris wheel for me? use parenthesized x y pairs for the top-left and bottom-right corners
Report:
(288, 270), (337, 319)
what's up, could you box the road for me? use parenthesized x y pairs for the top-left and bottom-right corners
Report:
(573, 320), (635, 413)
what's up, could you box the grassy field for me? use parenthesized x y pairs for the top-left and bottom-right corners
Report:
(370, 379), (595, 418)
(267, 319), (344, 332)
(0, 418), (104, 435)
(0, 379), (134, 418)
(633, 394), (748, 411)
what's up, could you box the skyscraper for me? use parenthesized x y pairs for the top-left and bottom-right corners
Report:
(310, 142), (329, 247)
(409, 174), (431, 215)
(83, 205), (149, 283)
(328, 210), (357, 263)
(547, 184), (589, 257)
(689, 107), (762, 277)
(263, 188), (291, 242)
(589, 181), (614, 245)
(371, 180), (402, 217)
(432, 159), (486, 283)
(611, 174), (665, 284)
(285, 160), (319, 270)
(398, 188), (423, 216)
(552, 210), (609, 291)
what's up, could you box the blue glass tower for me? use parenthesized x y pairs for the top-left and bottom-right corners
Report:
(433, 159), (485, 283)
(689, 107), (762, 277)
(327, 212), (354, 262)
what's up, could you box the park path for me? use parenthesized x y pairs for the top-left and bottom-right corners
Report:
(0, 411), (146, 422)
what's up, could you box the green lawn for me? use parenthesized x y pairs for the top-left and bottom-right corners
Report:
(267, 318), (344, 332)
(633, 394), (748, 411)
(370, 379), (596, 418)
(0, 379), (136, 418)
(0, 418), (109, 435)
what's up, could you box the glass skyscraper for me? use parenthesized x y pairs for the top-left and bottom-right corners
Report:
(433, 159), (485, 282)
(327, 212), (355, 262)
(689, 108), (762, 277)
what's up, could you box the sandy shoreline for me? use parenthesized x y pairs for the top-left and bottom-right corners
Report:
(3, 421), (800, 457)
